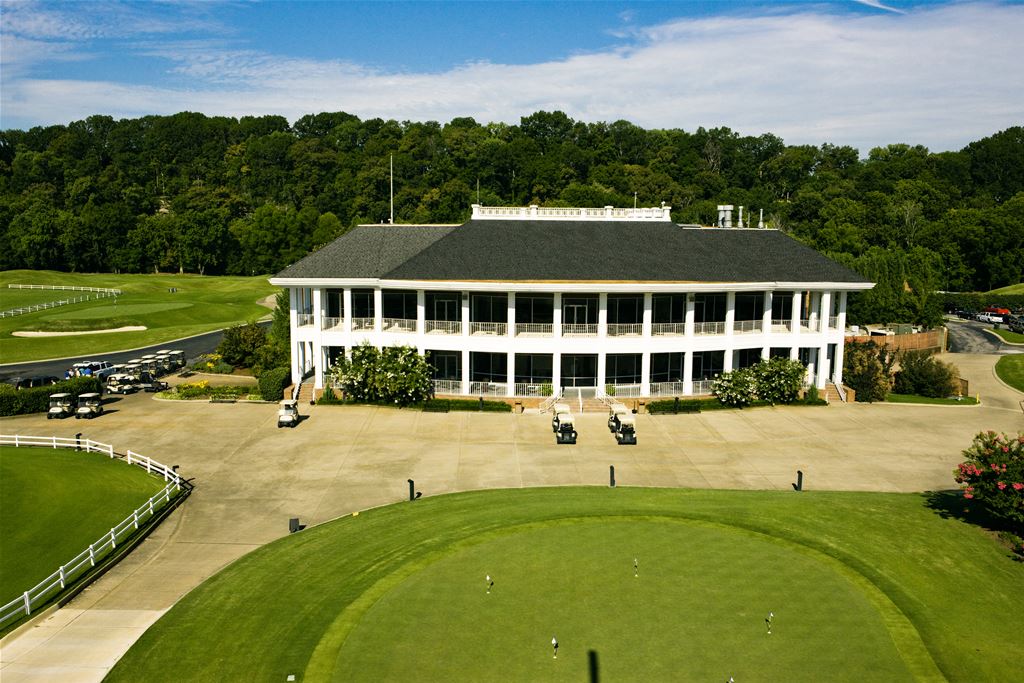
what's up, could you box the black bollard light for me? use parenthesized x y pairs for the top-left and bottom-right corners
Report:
(609, 465), (616, 488)
(76, 432), (82, 451)
(408, 478), (416, 501)
(673, 396), (679, 414)
(793, 469), (804, 492)
(289, 518), (301, 533)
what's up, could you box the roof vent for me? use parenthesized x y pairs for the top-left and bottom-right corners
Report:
(716, 205), (734, 228)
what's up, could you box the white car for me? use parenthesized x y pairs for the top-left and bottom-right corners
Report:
(976, 313), (1004, 324)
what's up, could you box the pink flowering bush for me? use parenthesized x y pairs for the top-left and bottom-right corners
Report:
(954, 431), (1024, 531)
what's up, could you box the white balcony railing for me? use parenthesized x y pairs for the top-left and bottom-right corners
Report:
(515, 323), (553, 337)
(425, 320), (462, 335)
(694, 321), (726, 335)
(469, 381), (508, 396)
(607, 323), (643, 337)
(649, 381), (686, 397)
(322, 317), (344, 331)
(514, 382), (552, 397)
(296, 313), (314, 327)
(827, 316), (838, 330)
(351, 317), (375, 331)
(606, 383), (642, 398)
(470, 322), (507, 336)
(651, 322), (685, 336)
(692, 380), (715, 395)
(431, 379), (462, 395)
(733, 319), (763, 334)
(562, 323), (598, 336)
(801, 318), (818, 332)
(382, 318), (416, 333)
(771, 319), (792, 333)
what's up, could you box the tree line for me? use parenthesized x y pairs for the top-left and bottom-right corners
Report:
(0, 112), (1020, 322)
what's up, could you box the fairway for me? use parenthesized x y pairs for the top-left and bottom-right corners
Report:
(0, 270), (276, 363)
(108, 487), (1024, 682)
(0, 445), (167, 605)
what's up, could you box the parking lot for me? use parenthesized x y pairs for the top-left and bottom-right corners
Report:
(1, 351), (1022, 681)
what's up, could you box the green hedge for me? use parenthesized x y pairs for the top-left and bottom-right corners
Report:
(258, 367), (291, 402)
(423, 398), (512, 412)
(941, 292), (1024, 312)
(0, 376), (104, 416)
(647, 395), (826, 414)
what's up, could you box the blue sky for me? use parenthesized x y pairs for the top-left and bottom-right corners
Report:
(2, 0), (1022, 152)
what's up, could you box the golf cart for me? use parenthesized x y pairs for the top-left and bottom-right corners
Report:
(106, 373), (138, 395)
(277, 399), (300, 428)
(155, 354), (173, 374)
(607, 403), (630, 432)
(134, 371), (168, 393)
(47, 393), (75, 419)
(615, 414), (637, 445)
(168, 350), (186, 369)
(75, 393), (103, 419)
(551, 403), (571, 432)
(555, 414), (577, 445)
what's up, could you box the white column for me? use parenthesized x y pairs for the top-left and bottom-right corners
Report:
(288, 287), (297, 330)
(461, 349), (470, 395)
(838, 291), (848, 332)
(816, 290), (831, 389)
(762, 290), (773, 359)
(790, 290), (802, 361)
(725, 291), (736, 336)
(312, 288), (323, 327)
(640, 352), (651, 397)
(416, 290), (425, 336)
(598, 293), (608, 337)
(552, 351), (562, 396)
(373, 287), (383, 335)
(597, 352), (607, 394)
(834, 291), (848, 386)
(343, 288), (353, 333)
(683, 351), (694, 395)
(506, 351), (514, 397)
(507, 292), (516, 338)
(642, 293), (652, 337)
(312, 288), (324, 388)
(461, 291), (470, 337)
(809, 291), (820, 331)
(553, 293), (562, 338)
(685, 293), (695, 337)
(290, 340), (301, 386)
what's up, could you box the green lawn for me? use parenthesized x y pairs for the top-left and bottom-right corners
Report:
(108, 488), (1024, 682)
(990, 328), (1024, 344)
(995, 354), (1024, 393)
(0, 270), (276, 363)
(986, 283), (1024, 295)
(0, 445), (167, 606)
(886, 393), (979, 405)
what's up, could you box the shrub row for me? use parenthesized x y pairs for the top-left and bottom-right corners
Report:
(169, 382), (254, 400)
(424, 398), (512, 412)
(647, 394), (827, 414)
(258, 367), (290, 402)
(0, 376), (104, 416)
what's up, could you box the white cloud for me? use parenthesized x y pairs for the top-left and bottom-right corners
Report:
(2, 2), (1022, 152)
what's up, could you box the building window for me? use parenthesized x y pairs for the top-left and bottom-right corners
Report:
(561, 354), (597, 387)
(652, 294), (686, 324)
(514, 354), (553, 383)
(651, 352), (685, 383)
(733, 347), (763, 369)
(769, 347), (791, 359)
(515, 294), (554, 324)
(352, 289), (374, 318)
(382, 290), (416, 319)
(734, 293), (764, 321)
(772, 292), (793, 320)
(325, 289), (344, 318)
(607, 295), (642, 324)
(693, 293), (726, 322)
(428, 350), (461, 380)
(470, 293), (508, 323)
(606, 353), (642, 384)
(562, 295), (598, 325)
(470, 352), (507, 382)
(426, 291), (460, 321)
(692, 350), (725, 380)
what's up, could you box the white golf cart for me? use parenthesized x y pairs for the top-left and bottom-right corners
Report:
(277, 399), (300, 428)
(551, 403), (571, 432)
(555, 413), (577, 445)
(75, 393), (104, 419)
(607, 403), (630, 432)
(615, 414), (637, 445)
(106, 373), (138, 395)
(47, 393), (75, 419)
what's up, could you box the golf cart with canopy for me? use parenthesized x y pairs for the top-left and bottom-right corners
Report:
(106, 373), (138, 395)
(134, 371), (168, 393)
(551, 403), (571, 432)
(277, 399), (300, 428)
(75, 393), (103, 419)
(607, 403), (630, 432)
(47, 393), (75, 419)
(615, 414), (637, 445)
(555, 413), (577, 444)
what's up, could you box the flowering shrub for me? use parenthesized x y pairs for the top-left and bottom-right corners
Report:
(330, 343), (432, 406)
(954, 431), (1024, 532)
(712, 368), (756, 407)
(712, 358), (807, 407)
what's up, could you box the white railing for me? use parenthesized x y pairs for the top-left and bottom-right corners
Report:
(733, 319), (763, 333)
(833, 382), (847, 403)
(606, 383), (642, 398)
(539, 390), (563, 413)
(651, 322), (685, 336)
(801, 318), (817, 332)
(692, 380), (714, 395)
(827, 316), (838, 330)
(771, 319), (792, 333)
(0, 284), (122, 318)
(382, 318), (416, 333)
(514, 382), (551, 397)
(471, 204), (672, 221)
(431, 379), (462, 395)
(607, 323), (643, 337)
(469, 322), (507, 336)
(425, 320), (462, 335)
(0, 435), (185, 628)
(650, 381), (686, 397)
(515, 323), (553, 337)
(562, 324), (598, 336)
(296, 313), (314, 327)
(322, 317), (344, 331)
(351, 317), (375, 331)
(469, 381), (508, 396)
(694, 321), (726, 335)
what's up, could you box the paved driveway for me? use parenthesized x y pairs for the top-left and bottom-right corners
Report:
(1, 353), (1022, 681)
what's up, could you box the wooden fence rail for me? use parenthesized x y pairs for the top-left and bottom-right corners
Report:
(1, 285), (121, 318)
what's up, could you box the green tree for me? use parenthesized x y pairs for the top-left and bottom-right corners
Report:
(216, 322), (267, 368)
(843, 341), (892, 402)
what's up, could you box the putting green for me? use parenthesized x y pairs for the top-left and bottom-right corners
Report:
(43, 302), (193, 319)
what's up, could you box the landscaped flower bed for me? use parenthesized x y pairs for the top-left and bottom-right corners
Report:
(157, 381), (260, 401)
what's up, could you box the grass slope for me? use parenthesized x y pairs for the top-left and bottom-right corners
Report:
(0, 446), (166, 604)
(990, 328), (1024, 344)
(0, 270), (276, 363)
(995, 354), (1024, 393)
(986, 283), (1024, 295)
(108, 488), (1024, 683)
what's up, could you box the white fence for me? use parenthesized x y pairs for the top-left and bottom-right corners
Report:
(0, 435), (187, 628)
(1, 285), (121, 318)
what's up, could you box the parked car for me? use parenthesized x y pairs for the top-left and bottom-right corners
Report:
(983, 306), (1011, 316)
(977, 313), (1004, 324)
(75, 393), (104, 419)
(67, 360), (115, 379)
(47, 393), (75, 419)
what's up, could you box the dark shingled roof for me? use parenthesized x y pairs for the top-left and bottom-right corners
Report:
(277, 219), (869, 284)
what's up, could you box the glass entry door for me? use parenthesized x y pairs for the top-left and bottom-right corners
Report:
(560, 354), (597, 387)
(563, 303), (588, 325)
(434, 298), (457, 321)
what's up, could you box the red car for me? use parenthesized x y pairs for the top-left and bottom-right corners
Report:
(983, 306), (1011, 316)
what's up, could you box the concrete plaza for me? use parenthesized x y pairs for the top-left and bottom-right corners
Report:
(1, 352), (1021, 681)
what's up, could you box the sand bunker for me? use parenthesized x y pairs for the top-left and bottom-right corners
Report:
(13, 326), (147, 337)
